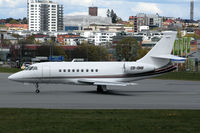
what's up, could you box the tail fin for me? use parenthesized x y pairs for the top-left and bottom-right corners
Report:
(137, 31), (185, 68)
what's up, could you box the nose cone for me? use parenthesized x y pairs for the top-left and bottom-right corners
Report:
(8, 74), (17, 81)
(8, 72), (23, 82)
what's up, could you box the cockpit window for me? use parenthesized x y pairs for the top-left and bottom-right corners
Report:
(33, 67), (38, 70)
(24, 66), (38, 71)
(28, 67), (34, 70)
(24, 67), (29, 70)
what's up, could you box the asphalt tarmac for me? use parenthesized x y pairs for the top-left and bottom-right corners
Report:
(0, 73), (200, 109)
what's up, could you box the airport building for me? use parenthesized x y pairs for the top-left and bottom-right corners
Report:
(27, 0), (64, 32)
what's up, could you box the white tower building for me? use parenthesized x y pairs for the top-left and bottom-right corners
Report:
(27, 0), (63, 32)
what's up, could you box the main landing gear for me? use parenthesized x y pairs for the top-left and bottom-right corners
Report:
(35, 83), (40, 93)
(97, 85), (108, 93)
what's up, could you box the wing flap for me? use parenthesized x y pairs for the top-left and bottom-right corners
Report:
(78, 79), (137, 86)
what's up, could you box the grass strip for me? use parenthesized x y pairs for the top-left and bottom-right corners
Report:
(155, 72), (200, 81)
(0, 109), (199, 133)
(0, 67), (21, 73)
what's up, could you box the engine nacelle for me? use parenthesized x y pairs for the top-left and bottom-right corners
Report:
(124, 63), (155, 74)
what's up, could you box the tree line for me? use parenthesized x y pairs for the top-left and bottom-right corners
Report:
(1, 17), (28, 24)
(8, 36), (149, 63)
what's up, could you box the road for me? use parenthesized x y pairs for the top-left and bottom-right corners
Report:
(0, 73), (200, 109)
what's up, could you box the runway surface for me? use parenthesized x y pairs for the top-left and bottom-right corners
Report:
(0, 73), (200, 109)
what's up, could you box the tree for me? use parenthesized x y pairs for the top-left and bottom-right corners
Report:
(116, 37), (140, 61)
(5, 18), (14, 23)
(19, 35), (35, 44)
(22, 17), (28, 24)
(9, 19), (19, 24)
(37, 45), (67, 59)
(111, 9), (117, 23)
(0, 52), (2, 61)
(107, 9), (122, 23)
(69, 43), (109, 61)
(138, 48), (149, 59)
(2, 39), (11, 45)
(107, 9), (110, 17)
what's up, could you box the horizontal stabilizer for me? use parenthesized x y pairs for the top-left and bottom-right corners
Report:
(78, 79), (137, 86)
(151, 54), (186, 61)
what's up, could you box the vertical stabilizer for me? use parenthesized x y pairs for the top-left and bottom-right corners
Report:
(137, 31), (177, 68)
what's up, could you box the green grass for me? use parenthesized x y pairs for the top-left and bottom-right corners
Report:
(0, 109), (199, 133)
(155, 72), (200, 81)
(0, 67), (21, 73)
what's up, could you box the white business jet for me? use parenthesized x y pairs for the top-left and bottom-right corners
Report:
(8, 31), (185, 93)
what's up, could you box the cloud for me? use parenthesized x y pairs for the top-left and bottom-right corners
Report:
(0, 0), (25, 8)
(0, 7), (26, 18)
(98, 8), (107, 17)
(60, 0), (93, 7)
(65, 8), (107, 17)
(66, 11), (88, 16)
(132, 3), (162, 14)
(0, 0), (199, 20)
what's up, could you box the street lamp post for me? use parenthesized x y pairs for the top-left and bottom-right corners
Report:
(50, 36), (56, 59)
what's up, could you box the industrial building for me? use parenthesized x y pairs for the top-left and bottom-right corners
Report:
(27, 0), (64, 32)
(64, 15), (112, 31)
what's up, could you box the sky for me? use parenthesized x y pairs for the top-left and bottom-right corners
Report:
(0, 0), (200, 20)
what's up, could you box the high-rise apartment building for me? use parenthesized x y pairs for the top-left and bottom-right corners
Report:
(27, 0), (63, 32)
(129, 13), (162, 32)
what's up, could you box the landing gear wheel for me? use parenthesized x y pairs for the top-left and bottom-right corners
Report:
(35, 89), (40, 93)
(35, 83), (40, 93)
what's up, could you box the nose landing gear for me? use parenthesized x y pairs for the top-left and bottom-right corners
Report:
(97, 85), (108, 93)
(35, 83), (40, 93)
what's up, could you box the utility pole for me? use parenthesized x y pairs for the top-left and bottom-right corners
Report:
(50, 36), (56, 59)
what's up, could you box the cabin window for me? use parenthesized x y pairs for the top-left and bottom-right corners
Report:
(91, 69), (94, 72)
(68, 69), (70, 72)
(95, 69), (98, 72)
(77, 69), (79, 72)
(59, 69), (62, 72)
(86, 69), (89, 72)
(63, 69), (66, 72)
(81, 69), (84, 72)
(72, 69), (75, 72)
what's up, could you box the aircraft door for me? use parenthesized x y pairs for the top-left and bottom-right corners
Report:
(42, 65), (50, 82)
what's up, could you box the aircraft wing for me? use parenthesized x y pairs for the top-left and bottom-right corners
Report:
(78, 79), (137, 86)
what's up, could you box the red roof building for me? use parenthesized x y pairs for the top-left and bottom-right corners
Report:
(57, 35), (80, 45)
(5, 24), (28, 30)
